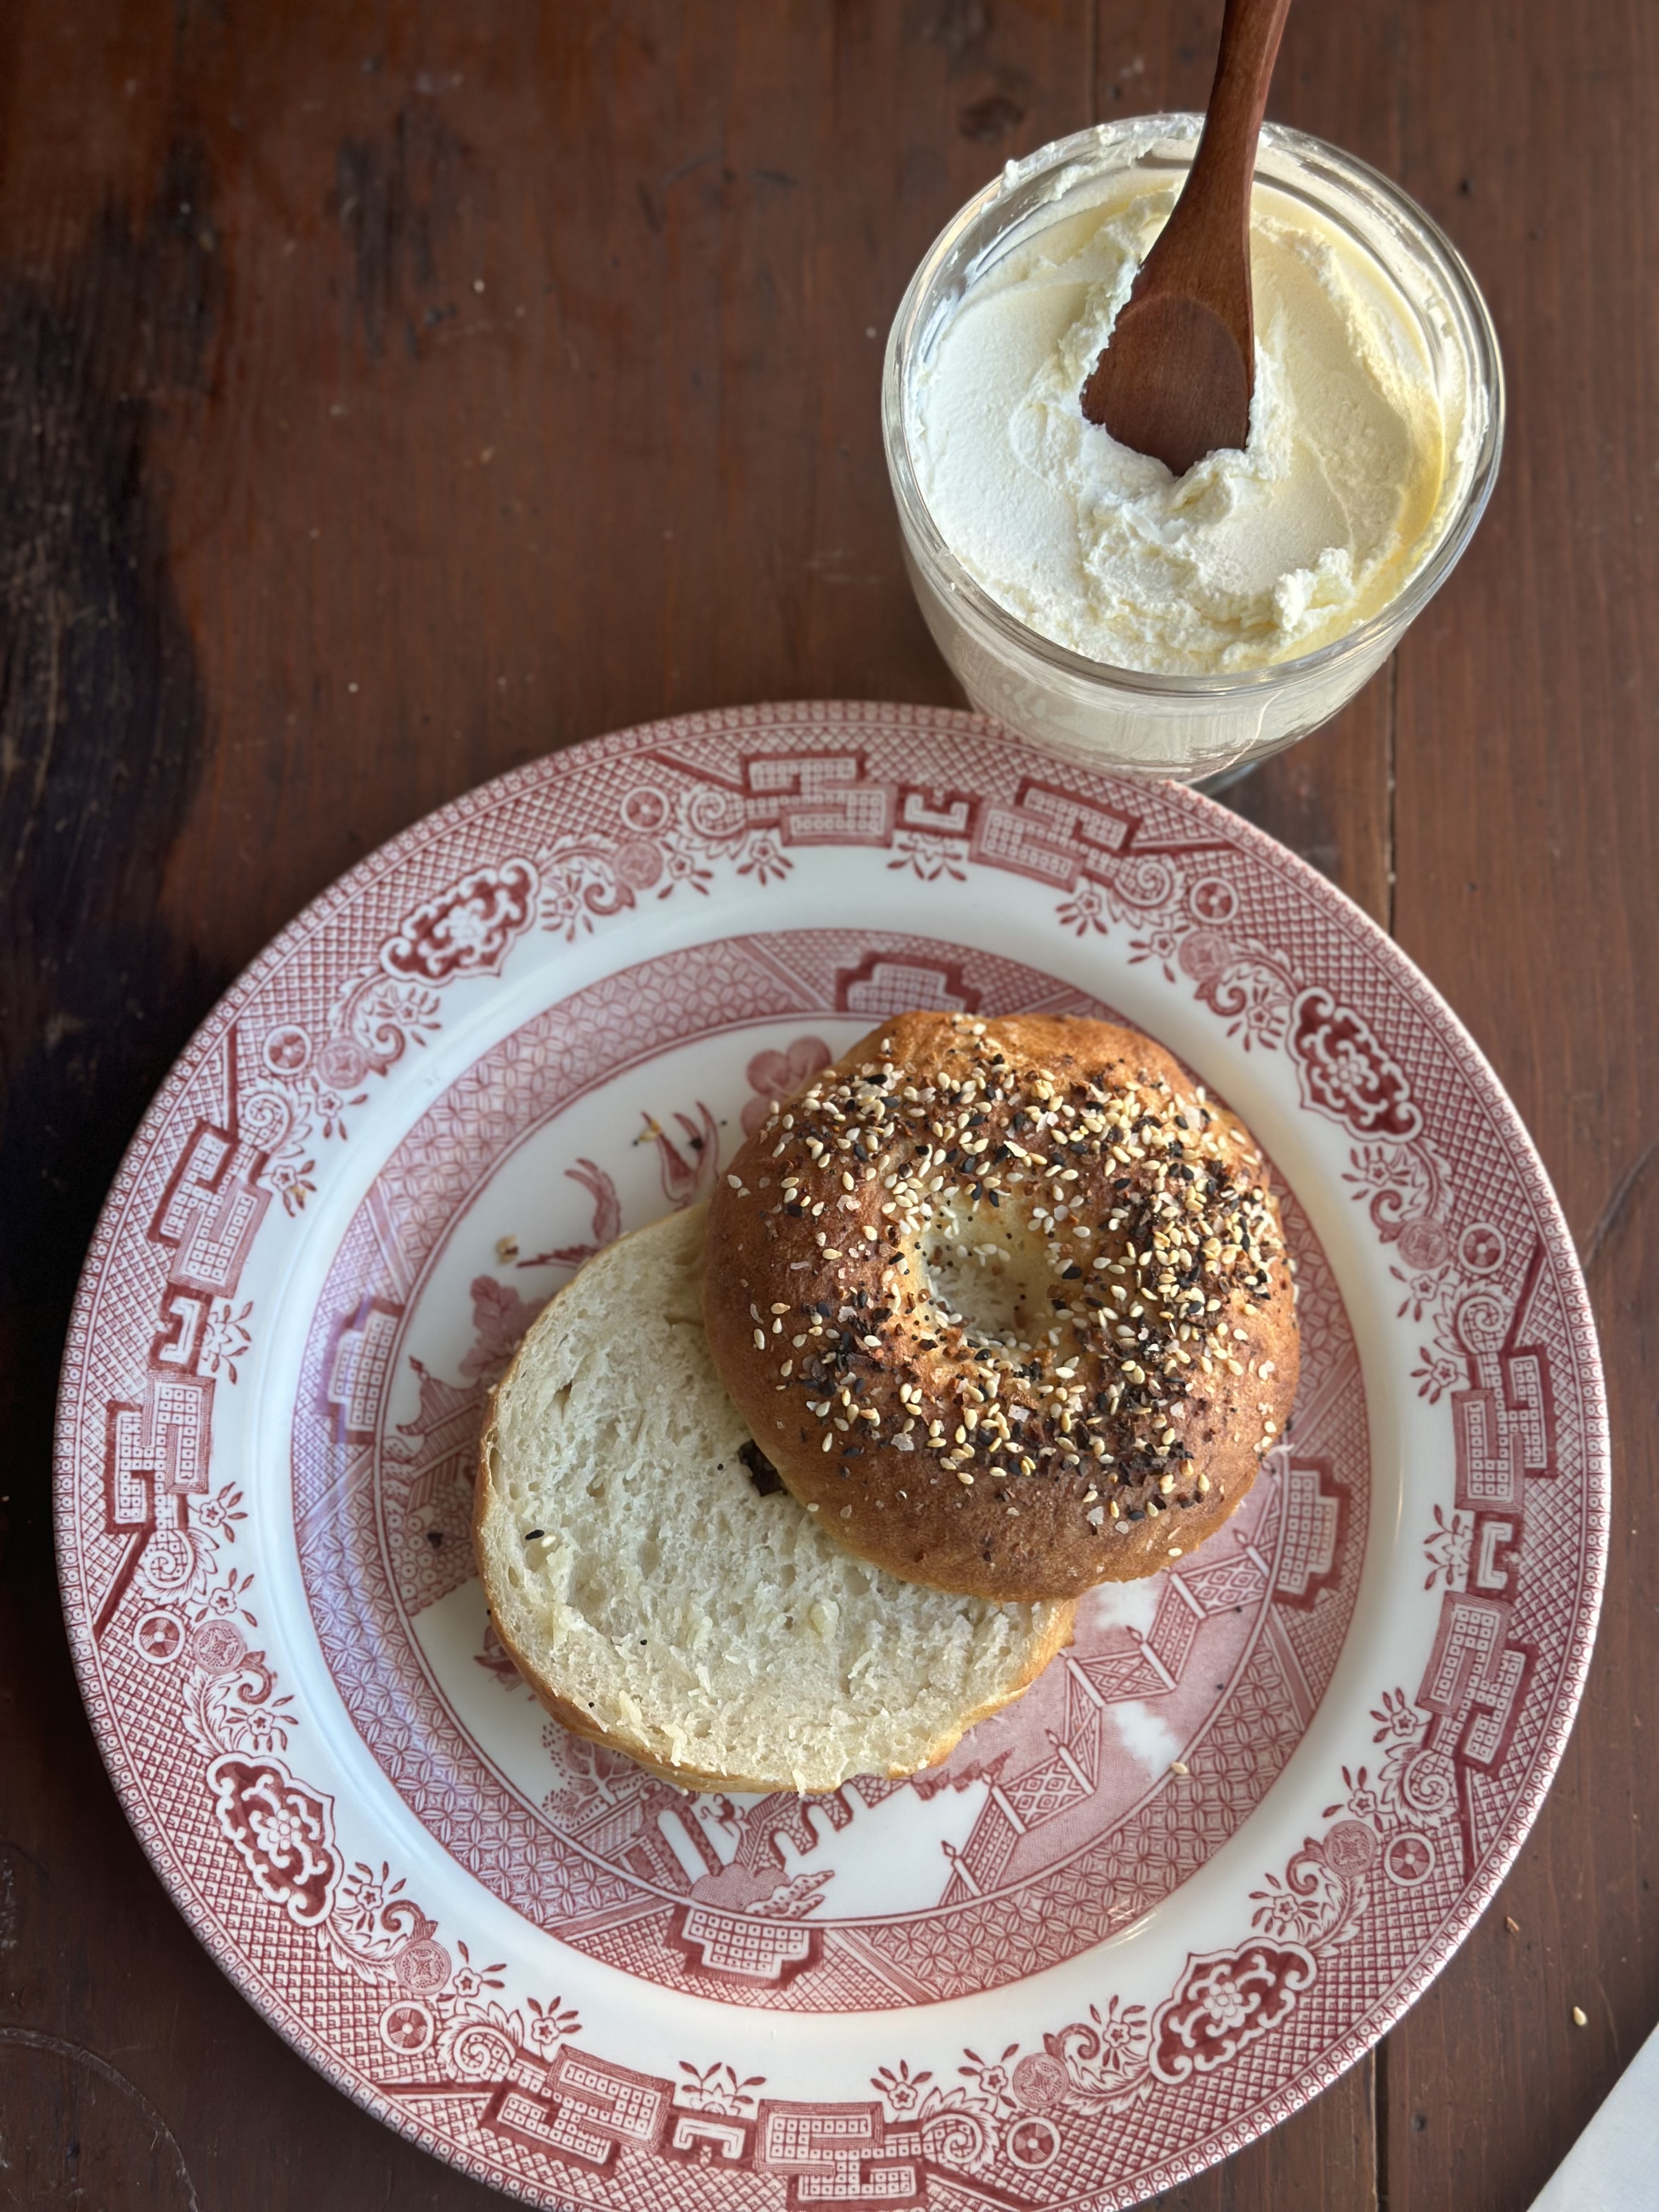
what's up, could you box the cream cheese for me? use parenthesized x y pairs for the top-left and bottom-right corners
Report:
(910, 184), (1454, 675)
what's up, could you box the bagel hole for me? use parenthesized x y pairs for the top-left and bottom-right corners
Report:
(917, 1199), (1057, 1353)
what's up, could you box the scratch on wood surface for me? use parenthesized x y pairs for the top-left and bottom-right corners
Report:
(1582, 1135), (1657, 1273)
(0, 2025), (200, 2207)
(0, 1840), (49, 1963)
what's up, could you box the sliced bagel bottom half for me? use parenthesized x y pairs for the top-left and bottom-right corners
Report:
(475, 1203), (1075, 1796)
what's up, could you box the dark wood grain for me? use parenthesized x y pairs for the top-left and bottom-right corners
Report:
(1382, 0), (1659, 2202)
(0, 2), (1652, 2207)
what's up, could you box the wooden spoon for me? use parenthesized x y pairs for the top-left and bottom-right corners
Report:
(1080, 0), (1293, 476)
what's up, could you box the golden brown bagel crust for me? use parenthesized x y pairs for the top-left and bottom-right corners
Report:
(703, 1012), (1299, 1600)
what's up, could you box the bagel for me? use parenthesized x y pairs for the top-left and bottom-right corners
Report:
(476, 1203), (1074, 1795)
(703, 1012), (1299, 1601)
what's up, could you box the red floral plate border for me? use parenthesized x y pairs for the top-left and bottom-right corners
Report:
(54, 703), (1607, 2208)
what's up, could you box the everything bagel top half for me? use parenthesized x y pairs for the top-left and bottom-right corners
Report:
(702, 1012), (1300, 1601)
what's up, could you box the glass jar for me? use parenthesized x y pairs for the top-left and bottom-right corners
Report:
(882, 116), (1504, 782)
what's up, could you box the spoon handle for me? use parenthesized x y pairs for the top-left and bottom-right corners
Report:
(1147, 0), (1293, 306)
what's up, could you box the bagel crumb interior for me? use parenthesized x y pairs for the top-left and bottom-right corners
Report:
(476, 1203), (1073, 1794)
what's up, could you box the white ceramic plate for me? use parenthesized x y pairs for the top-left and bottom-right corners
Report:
(56, 704), (1606, 2207)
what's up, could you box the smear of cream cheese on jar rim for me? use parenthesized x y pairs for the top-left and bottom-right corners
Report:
(909, 185), (1452, 676)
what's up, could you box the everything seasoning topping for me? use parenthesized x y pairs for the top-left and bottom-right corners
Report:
(734, 1015), (1290, 1534)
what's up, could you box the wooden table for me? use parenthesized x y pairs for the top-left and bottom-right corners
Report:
(1, 4), (1652, 2205)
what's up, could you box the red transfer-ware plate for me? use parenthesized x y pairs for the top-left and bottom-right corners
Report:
(55, 703), (1606, 2207)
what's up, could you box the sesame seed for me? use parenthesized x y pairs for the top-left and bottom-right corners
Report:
(718, 1032), (1289, 1541)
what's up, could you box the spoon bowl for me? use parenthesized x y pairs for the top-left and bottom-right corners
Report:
(1081, 0), (1292, 474)
(1082, 293), (1251, 479)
